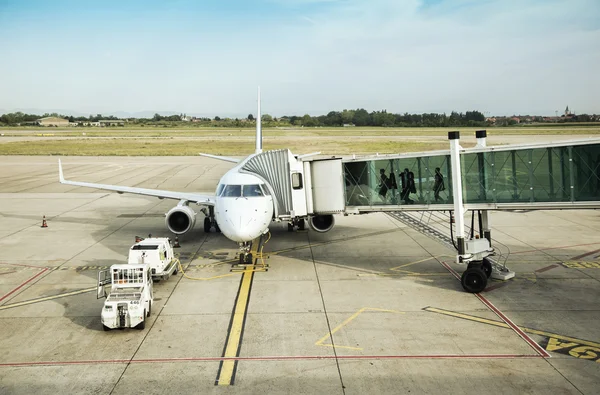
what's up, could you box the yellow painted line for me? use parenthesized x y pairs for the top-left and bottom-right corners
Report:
(389, 255), (448, 271)
(425, 307), (600, 349)
(216, 238), (261, 386)
(182, 273), (236, 281)
(0, 287), (97, 311)
(316, 307), (404, 350)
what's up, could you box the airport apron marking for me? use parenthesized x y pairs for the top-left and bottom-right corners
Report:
(424, 307), (600, 362)
(562, 261), (600, 269)
(315, 307), (404, 350)
(0, 287), (97, 310)
(215, 237), (261, 386)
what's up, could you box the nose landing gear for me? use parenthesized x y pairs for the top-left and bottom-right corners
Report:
(238, 242), (253, 265)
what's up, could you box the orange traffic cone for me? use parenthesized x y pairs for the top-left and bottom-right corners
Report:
(173, 236), (181, 248)
(41, 215), (48, 228)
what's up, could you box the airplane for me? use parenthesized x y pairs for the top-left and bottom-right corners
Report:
(58, 88), (332, 264)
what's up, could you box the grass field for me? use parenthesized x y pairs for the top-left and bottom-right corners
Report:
(0, 138), (448, 156)
(2, 125), (600, 138)
(0, 126), (598, 156)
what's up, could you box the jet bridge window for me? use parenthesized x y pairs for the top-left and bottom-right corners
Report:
(292, 172), (303, 190)
(222, 185), (241, 197)
(243, 184), (264, 197)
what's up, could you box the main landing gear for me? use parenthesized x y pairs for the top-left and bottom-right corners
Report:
(287, 218), (306, 232)
(202, 207), (220, 233)
(460, 257), (492, 293)
(238, 241), (253, 265)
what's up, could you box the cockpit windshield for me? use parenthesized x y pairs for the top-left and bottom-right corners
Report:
(222, 185), (241, 197)
(243, 184), (264, 197)
(219, 184), (266, 198)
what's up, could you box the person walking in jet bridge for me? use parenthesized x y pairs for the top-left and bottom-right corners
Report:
(378, 169), (389, 202)
(401, 168), (414, 204)
(407, 171), (416, 204)
(433, 167), (445, 202)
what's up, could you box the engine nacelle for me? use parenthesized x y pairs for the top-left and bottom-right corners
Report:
(165, 205), (196, 235)
(308, 214), (335, 233)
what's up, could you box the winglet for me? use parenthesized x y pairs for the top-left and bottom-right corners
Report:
(58, 159), (65, 183)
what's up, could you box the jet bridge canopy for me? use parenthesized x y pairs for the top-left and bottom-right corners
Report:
(343, 139), (600, 211)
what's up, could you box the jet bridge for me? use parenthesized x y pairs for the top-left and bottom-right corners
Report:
(343, 134), (600, 212)
(238, 132), (600, 292)
(342, 131), (600, 292)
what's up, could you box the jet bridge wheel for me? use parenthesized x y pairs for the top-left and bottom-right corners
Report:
(468, 260), (492, 279)
(298, 219), (306, 231)
(461, 265), (488, 293)
(482, 258), (493, 278)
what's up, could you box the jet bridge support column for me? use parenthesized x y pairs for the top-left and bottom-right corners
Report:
(451, 131), (497, 293)
(475, 130), (491, 243)
(449, 131), (466, 258)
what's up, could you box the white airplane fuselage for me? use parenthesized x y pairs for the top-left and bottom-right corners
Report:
(213, 163), (274, 243)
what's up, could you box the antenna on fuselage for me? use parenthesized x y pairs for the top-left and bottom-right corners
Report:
(255, 86), (262, 154)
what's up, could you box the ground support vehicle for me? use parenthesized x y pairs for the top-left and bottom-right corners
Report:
(128, 237), (178, 281)
(97, 264), (153, 331)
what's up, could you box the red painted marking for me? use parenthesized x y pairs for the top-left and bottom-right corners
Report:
(0, 354), (542, 367)
(475, 295), (550, 358)
(483, 282), (508, 293)
(0, 262), (47, 269)
(439, 261), (550, 358)
(570, 248), (600, 261)
(511, 242), (600, 255)
(0, 268), (48, 303)
(535, 264), (559, 273)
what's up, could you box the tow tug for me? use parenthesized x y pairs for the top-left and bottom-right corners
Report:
(97, 264), (153, 331)
(128, 237), (178, 281)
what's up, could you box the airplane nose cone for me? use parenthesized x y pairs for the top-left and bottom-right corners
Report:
(218, 214), (262, 242)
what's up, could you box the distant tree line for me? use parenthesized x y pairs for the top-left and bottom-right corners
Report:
(1, 109), (598, 127)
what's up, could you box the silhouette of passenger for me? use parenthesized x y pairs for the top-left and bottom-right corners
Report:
(401, 168), (413, 204)
(433, 167), (445, 202)
(407, 171), (416, 204)
(378, 169), (389, 202)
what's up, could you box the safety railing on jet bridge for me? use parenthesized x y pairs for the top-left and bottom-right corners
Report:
(343, 141), (600, 207)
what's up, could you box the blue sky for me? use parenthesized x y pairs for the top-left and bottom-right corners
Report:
(0, 0), (598, 117)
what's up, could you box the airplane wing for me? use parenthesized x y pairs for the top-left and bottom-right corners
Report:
(58, 160), (215, 205)
(199, 153), (240, 163)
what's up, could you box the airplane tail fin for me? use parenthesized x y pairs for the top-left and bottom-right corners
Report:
(255, 86), (262, 154)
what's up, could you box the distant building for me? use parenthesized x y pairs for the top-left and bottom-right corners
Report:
(37, 117), (69, 127)
(98, 120), (125, 127)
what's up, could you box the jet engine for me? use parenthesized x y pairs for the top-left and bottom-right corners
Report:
(165, 205), (196, 234)
(308, 214), (335, 233)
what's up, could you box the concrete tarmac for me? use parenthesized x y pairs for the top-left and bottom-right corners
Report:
(1, 156), (599, 394)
